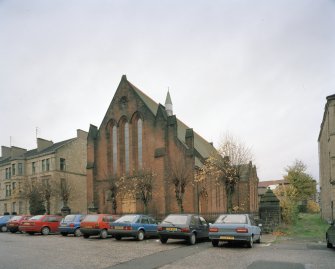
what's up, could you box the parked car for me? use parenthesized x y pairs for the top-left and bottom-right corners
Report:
(0, 215), (13, 232)
(157, 214), (209, 245)
(326, 220), (335, 248)
(109, 214), (158, 241)
(80, 214), (119, 239)
(6, 215), (32, 233)
(19, 215), (62, 235)
(209, 214), (262, 248)
(59, 214), (86, 237)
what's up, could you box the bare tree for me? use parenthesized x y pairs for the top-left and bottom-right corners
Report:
(168, 156), (192, 213)
(106, 175), (120, 214)
(117, 169), (154, 214)
(199, 133), (253, 213)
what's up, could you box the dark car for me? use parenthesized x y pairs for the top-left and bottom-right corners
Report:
(80, 214), (119, 239)
(6, 215), (32, 233)
(19, 215), (62, 235)
(157, 214), (209, 245)
(0, 215), (12, 232)
(326, 220), (335, 248)
(209, 214), (262, 248)
(59, 214), (86, 237)
(109, 214), (158, 241)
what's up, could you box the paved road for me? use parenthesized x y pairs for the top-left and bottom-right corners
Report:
(0, 232), (334, 269)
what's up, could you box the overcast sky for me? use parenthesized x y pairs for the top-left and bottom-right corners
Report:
(1, 0), (334, 182)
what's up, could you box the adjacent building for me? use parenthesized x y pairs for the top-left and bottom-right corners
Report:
(319, 94), (335, 220)
(87, 75), (259, 218)
(0, 130), (87, 215)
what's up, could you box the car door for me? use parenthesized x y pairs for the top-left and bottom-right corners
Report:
(193, 216), (205, 238)
(140, 216), (151, 235)
(329, 223), (335, 244)
(199, 216), (209, 238)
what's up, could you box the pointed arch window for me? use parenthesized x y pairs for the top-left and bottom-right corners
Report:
(124, 122), (130, 173)
(137, 118), (143, 169)
(112, 125), (118, 174)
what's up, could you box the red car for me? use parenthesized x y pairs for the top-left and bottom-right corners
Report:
(6, 215), (32, 233)
(80, 214), (119, 239)
(19, 215), (62, 235)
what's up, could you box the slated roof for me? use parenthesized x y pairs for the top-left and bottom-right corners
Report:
(258, 179), (288, 188)
(0, 139), (75, 165)
(25, 139), (74, 158)
(128, 79), (215, 160)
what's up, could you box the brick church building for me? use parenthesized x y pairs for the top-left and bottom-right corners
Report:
(87, 75), (259, 217)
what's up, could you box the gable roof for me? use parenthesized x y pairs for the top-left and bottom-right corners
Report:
(126, 77), (215, 161)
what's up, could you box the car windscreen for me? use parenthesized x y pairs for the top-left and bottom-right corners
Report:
(215, 215), (247, 224)
(29, 215), (44, 220)
(114, 215), (138, 223)
(83, 215), (99, 222)
(63, 215), (76, 222)
(162, 215), (188, 225)
(10, 216), (21, 221)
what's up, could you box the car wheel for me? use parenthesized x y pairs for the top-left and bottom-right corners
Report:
(74, 228), (82, 237)
(61, 232), (68, 236)
(160, 237), (168, 244)
(83, 234), (90, 239)
(115, 235), (122, 240)
(188, 233), (196, 245)
(327, 236), (333, 248)
(212, 239), (219, 247)
(100, 229), (108, 239)
(137, 230), (145, 241)
(255, 234), (261, 243)
(1, 226), (7, 232)
(247, 236), (253, 248)
(41, 227), (50, 235)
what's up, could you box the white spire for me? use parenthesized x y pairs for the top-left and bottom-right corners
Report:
(165, 90), (173, 116)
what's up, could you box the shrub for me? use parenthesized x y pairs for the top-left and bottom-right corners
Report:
(307, 200), (320, 213)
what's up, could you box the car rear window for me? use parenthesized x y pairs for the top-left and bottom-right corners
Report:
(83, 215), (99, 222)
(10, 216), (22, 221)
(30, 215), (44, 220)
(64, 215), (76, 222)
(215, 215), (247, 224)
(114, 215), (137, 223)
(162, 215), (188, 225)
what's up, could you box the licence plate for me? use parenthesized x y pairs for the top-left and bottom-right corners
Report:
(220, 236), (234, 240)
(114, 226), (123, 230)
(166, 227), (177, 231)
(8, 224), (14, 226)
(61, 224), (67, 227)
(84, 225), (92, 228)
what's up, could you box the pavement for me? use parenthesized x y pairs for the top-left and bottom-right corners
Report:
(261, 233), (277, 244)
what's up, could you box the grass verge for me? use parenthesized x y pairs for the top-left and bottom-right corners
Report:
(274, 213), (329, 241)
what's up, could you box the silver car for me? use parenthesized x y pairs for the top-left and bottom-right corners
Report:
(209, 214), (262, 248)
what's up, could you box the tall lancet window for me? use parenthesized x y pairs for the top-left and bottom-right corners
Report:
(137, 119), (143, 169)
(125, 122), (130, 173)
(112, 125), (117, 174)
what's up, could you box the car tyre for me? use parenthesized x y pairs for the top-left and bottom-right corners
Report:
(188, 233), (196, 245)
(74, 228), (81, 237)
(212, 239), (219, 247)
(327, 236), (333, 248)
(115, 235), (122, 240)
(160, 237), (168, 244)
(1, 226), (7, 232)
(41, 227), (50, 235)
(137, 230), (145, 241)
(61, 232), (68, 236)
(247, 236), (253, 248)
(255, 234), (261, 243)
(100, 229), (108, 239)
(83, 234), (90, 239)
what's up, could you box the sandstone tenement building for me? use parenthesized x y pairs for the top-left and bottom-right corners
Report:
(87, 75), (259, 217)
(0, 130), (87, 215)
(319, 94), (335, 220)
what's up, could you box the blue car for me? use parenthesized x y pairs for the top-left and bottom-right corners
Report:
(109, 214), (158, 241)
(59, 214), (86, 237)
(0, 215), (12, 232)
(209, 214), (262, 248)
